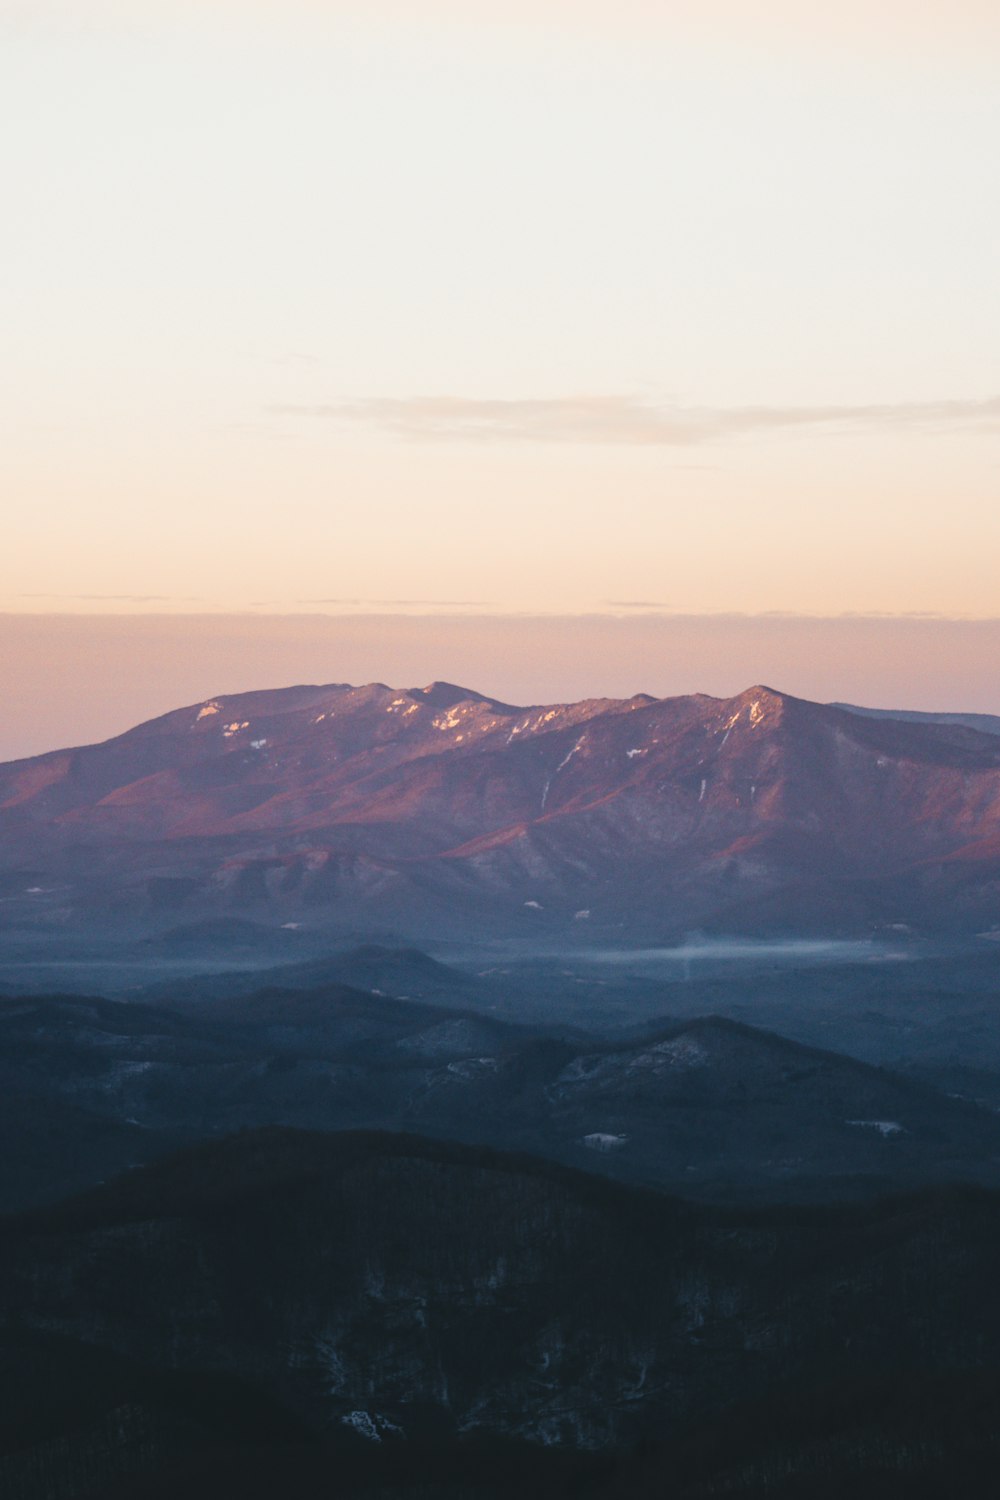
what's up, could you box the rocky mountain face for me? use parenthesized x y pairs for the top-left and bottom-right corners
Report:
(5, 1129), (1000, 1497)
(4, 680), (1000, 940)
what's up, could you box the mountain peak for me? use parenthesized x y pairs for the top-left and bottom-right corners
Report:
(734, 684), (787, 704)
(409, 681), (497, 709)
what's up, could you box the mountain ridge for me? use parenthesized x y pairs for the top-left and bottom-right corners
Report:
(4, 679), (1000, 940)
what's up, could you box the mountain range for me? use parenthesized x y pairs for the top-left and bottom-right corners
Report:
(7, 679), (1000, 1496)
(4, 680), (1000, 942)
(4, 978), (1000, 1214)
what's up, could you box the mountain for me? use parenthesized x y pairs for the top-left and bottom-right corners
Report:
(834, 702), (1000, 737)
(6, 1128), (1000, 1495)
(4, 679), (1000, 942)
(141, 944), (478, 1006)
(4, 987), (1000, 1212)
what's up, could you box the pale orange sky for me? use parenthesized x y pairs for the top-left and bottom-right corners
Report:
(3, 611), (1000, 763)
(2, 2), (998, 715)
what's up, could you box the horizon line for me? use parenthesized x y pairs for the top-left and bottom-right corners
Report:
(8, 608), (1000, 626)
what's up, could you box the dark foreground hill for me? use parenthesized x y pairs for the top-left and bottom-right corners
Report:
(6, 679), (1000, 942)
(4, 1129), (1000, 1496)
(4, 987), (1000, 1213)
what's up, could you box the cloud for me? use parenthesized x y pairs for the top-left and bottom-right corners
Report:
(295, 598), (496, 607)
(603, 600), (669, 609)
(20, 593), (185, 603)
(273, 394), (1000, 447)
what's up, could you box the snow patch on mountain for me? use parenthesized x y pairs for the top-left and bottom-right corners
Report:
(582, 1133), (629, 1153)
(651, 1036), (710, 1068)
(555, 737), (585, 774)
(341, 1411), (403, 1443)
(846, 1119), (904, 1136)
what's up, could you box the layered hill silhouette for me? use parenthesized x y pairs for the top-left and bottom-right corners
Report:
(4, 985), (1000, 1211)
(4, 679), (1000, 939)
(6, 1128), (1000, 1495)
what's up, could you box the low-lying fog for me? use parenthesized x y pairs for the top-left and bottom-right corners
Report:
(0, 934), (932, 1001)
(574, 937), (914, 974)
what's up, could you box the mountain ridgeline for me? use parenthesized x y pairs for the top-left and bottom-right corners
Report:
(5, 679), (1000, 1493)
(4, 680), (1000, 942)
(7, 982), (1000, 1215)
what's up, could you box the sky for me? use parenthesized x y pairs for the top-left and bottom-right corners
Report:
(2, 1), (999, 753)
(5, 611), (1000, 763)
